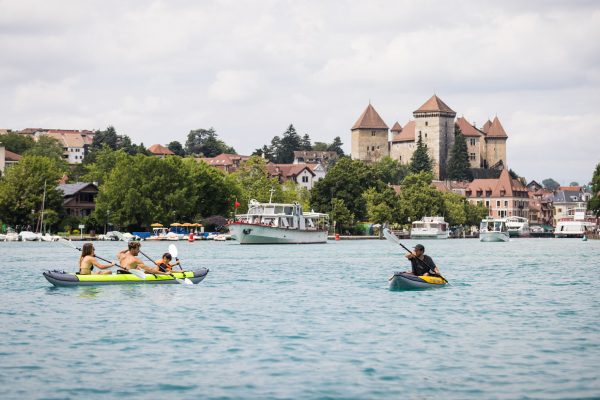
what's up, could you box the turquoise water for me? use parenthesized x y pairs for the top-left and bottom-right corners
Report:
(1, 238), (599, 399)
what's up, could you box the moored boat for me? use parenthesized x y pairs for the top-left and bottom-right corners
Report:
(479, 217), (509, 242)
(410, 216), (449, 239)
(19, 231), (41, 241)
(389, 272), (447, 291)
(554, 204), (596, 238)
(505, 216), (530, 237)
(227, 199), (329, 244)
(43, 268), (209, 287)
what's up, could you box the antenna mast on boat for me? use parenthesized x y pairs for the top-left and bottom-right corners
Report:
(268, 188), (275, 204)
(36, 180), (47, 234)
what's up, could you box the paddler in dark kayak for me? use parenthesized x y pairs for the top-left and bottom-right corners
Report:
(79, 243), (114, 275)
(117, 241), (170, 275)
(405, 244), (442, 276)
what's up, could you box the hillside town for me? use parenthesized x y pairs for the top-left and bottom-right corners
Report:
(0, 94), (598, 240)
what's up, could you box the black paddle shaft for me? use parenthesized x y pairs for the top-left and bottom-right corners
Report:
(67, 242), (124, 269)
(397, 241), (448, 283)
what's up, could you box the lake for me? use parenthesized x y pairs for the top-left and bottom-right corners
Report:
(0, 238), (599, 399)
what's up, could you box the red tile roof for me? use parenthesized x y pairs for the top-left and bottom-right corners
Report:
(455, 117), (482, 137)
(200, 153), (251, 166)
(558, 186), (582, 192)
(148, 144), (174, 155)
(481, 120), (492, 135)
(486, 116), (508, 138)
(414, 95), (455, 114)
(4, 149), (21, 161)
(466, 169), (527, 198)
(351, 104), (389, 130)
(391, 120), (415, 142)
(267, 163), (316, 178)
(390, 121), (402, 133)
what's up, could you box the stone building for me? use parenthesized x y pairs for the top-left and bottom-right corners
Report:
(352, 95), (509, 179)
(465, 169), (529, 219)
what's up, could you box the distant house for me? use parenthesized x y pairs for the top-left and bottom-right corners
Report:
(293, 151), (337, 166)
(39, 129), (95, 164)
(432, 180), (470, 197)
(527, 180), (543, 192)
(266, 163), (316, 190)
(552, 188), (593, 227)
(529, 188), (554, 227)
(0, 146), (22, 174)
(306, 163), (326, 183)
(465, 169), (530, 219)
(199, 153), (251, 173)
(148, 144), (174, 157)
(58, 182), (98, 217)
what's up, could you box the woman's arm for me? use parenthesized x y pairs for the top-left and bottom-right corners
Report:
(91, 257), (114, 270)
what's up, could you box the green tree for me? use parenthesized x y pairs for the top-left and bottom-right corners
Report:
(542, 178), (560, 190)
(570, 181), (580, 186)
(327, 136), (345, 157)
(310, 157), (382, 220)
(588, 163), (600, 217)
(312, 142), (328, 151)
(24, 136), (65, 162)
(83, 146), (129, 185)
(232, 156), (282, 209)
(168, 141), (185, 156)
(0, 156), (64, 227)
(447, 125), (472, 181)
(0, 133), (35, 154)
(441, 192), (467, 226)
(278, 124), (302, 163)
(409, 133), (432, 174)
(398, 172), (443, 223)
(300, 134), (312, 151)
(373, 156), (410, 185)
(185, 128), (236, 157)
(465, 201), (489, 226)
(330, 198), (354, 234)
(362, 186), (401, 225)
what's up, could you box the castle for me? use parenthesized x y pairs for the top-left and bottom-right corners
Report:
(350, 95), (508, 179)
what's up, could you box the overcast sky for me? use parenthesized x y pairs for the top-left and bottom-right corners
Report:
(1, 0), (599, 184)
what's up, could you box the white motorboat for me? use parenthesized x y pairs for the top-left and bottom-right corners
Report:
(410, 217), (449, 239)
(4, 232), (20, 241)
(40, 233), (59, 242)
(479, 217), (509, 242)
(19, 231), (42, 241)
(505, 216), (530, 238)
(227, 199), (329, 244)
(554, 204), (596, 238)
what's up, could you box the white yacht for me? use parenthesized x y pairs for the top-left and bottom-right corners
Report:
(227, 199), (329, 244)
(555, 205), (596, 238)
(505, 216), (530, 238)
(410, 216), (449, 239)
(479, 217), (509, 242)
(19, 231), (42, 241)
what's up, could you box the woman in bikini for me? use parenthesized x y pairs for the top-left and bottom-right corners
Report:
(79, 243), (114, 275)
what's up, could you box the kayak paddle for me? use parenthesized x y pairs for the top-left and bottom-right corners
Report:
(168, 244), (193, 285)
(383, 228), (449, 284)
(57, 237), (147, 279)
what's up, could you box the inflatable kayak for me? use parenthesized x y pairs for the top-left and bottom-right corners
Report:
(389, 272), (447, 291)
(43, 268), (209, 287)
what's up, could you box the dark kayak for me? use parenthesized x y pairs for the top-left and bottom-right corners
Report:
(43, 268), (209, 287)
(389, 272), (446, 291)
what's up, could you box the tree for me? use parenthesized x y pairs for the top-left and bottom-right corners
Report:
(465, 201), (489, 226)
(185, 128), (236, 157)
(362, 186), (401, 225)
(83, 146), (129, 185)
(0, 133), (35, 154)
(232, 156), (281, 210)
(278, 124), (302, 163)
(330, 198), (354, 234)
(327, 136), (345, 157)
(542, 178), (560, 191)
(313, 142), (328, 151)
(409, 133), (432, 174)
(310, 157), (383, 220)
(24, 136), (65, 162)
(588, 163), (600, 217)
(0, 156), (64, 227)
(300, 134), (312, 151)
(447, 125), (472, 181)
(570, 181), (579, 186)
(441, 192), (467, 226)
(398, 172), (444, 223)
(373, 156), (410, 185)
(91, 126), (119, 151)
(168, 141), (185, 156)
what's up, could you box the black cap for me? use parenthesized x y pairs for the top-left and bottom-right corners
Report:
(413, 244), (425, 251)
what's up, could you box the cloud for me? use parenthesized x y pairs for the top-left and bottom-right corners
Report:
(208, 70), (261, 102)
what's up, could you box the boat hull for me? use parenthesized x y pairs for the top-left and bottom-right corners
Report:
(43, 268), (209, 287)
(410, 232), (449, 239)
(389, 272), (446, 291)
(228, 224), (327, 244)
(480, 232), (510, 242)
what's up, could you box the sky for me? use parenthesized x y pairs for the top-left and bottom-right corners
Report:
(1, 0), (599, 185)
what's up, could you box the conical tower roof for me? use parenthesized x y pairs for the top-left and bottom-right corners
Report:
(487, 116), (508, 138)
(390, 121), (402, 132)
(413, 94), (455, 114)
(351, 103), (389, 130)
(481, 119), (492, 134)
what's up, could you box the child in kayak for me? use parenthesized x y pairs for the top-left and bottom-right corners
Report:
(79, 243), (114, 275)
(154, 253), (181, 273)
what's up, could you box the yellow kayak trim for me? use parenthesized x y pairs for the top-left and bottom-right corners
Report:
(76, 271), (194, 282)
(419, 275), (445, 285)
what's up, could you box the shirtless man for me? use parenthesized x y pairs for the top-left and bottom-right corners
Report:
(117, 241), (170, 275)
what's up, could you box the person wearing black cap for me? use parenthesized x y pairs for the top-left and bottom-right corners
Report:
(405, 244), (441, 276)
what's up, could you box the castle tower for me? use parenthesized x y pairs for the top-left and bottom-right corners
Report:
(484, 116), (508, 168)
(350, 103), (389, 163)
(412, 95), (456, 179)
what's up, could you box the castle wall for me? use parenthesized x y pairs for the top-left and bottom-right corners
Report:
(351, 128), (389, 163)
(414, 114), (455, 179)
(465, 136), (482, 168)
(485, 138), (507, 167)
(390, 141), (415, 164)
